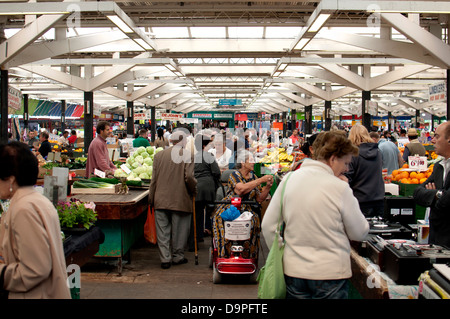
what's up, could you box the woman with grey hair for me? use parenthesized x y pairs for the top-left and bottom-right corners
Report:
(211, 150), (273, 259)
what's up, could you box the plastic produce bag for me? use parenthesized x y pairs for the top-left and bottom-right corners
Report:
(144, 206), (157, 244)
(220, 205), (240, 221)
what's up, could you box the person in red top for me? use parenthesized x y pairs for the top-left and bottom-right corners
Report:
(85, 121), (117, 178)
(68, 130), (77, 145)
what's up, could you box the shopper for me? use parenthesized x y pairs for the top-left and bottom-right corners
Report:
(58, 130), (69, 147)
(289, 129), (300, 145)
(155, 127), (170, 149)
(149, 128), (197, 269)
(0, 142), (71, 299)
(262, 130), (369, 299)
(34, 131), (52, 159)
(85, 121), (117, 178)
(402, 128), (426, 163)
(370, 131), (402, 175)
(27, 130), (39, 148)
(209, 133), (233, 172)
(413, 122), (450, 247)
(291, 133), (318, 171)
(188, 133), (221, 251)
(133, 129), (151, 148)
(345, 124), (385, 217)
(68, 130), (77, 146)
(212, 150), (273, 259)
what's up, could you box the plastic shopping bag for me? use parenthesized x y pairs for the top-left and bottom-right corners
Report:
(144, 206), (157, 244)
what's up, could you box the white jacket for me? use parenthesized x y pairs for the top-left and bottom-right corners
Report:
(262, 159), (369, 280)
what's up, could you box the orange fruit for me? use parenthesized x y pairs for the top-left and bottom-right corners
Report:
(410, 171), (418, 179)
(410, 178), (419, 184)
(402, 163), (409, 168)
(399, 171), (410, 179)
(416, 172), (425, 180)
(401, 178), (410, 184)
(420, 178), (427, 184)
(392, 170), (399, 177)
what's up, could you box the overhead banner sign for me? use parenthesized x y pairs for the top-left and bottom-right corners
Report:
(429, 82), (446, 102)
(161, 113), (183, 121)
(219, 98), (242, 106)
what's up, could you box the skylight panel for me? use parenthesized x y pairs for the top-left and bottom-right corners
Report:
(151, 27), (189, 38)
(228, 27), (264, 38)
(190, 27), (226, 38)
(265, 27), (302, 38)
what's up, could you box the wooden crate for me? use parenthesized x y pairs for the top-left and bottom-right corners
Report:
(71, 184), (120, 195)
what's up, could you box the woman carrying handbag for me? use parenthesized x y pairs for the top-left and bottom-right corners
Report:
(261, 131), (369, 299)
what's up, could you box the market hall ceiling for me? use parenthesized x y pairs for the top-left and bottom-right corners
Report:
(2, 0), (450, 118)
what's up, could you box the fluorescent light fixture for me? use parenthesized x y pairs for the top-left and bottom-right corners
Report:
(107, 15), (133, 33)
(294, 38), (310, 50)
(308, 14), (331, 33)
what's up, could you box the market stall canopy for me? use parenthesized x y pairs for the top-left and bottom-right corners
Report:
(1, 0), (449, 118)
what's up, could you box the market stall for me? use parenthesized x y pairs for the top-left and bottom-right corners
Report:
(70, 189), (149, 275)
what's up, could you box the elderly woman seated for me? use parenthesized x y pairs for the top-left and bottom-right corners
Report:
(211, 150), (273, 259)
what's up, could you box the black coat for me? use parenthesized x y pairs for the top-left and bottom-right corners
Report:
(194, 150), (221, 202)
(413, 161), (450, 247)
(345, 142), (385, 204)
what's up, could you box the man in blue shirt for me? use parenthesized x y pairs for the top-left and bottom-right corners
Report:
(370, 132), (402, 174)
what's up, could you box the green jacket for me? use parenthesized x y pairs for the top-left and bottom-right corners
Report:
(133, 136), (151, 148)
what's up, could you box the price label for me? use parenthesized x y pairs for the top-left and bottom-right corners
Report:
(286, 146), (294, 155)
(408, 156), (427, 171)
(94, 168), (106, 178)
(120, 164), (131, 175)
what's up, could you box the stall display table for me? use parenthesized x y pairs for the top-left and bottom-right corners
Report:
(350, 248), (419, 299)
(71, 189), (149, 274)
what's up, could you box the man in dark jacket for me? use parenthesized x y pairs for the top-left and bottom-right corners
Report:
(413, 122), (450, 247)
(149, 128), (197, 269)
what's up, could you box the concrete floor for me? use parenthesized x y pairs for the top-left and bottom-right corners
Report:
(79, 236), (268, 299)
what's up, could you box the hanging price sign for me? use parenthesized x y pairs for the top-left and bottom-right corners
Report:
(408, 156), (428, 171)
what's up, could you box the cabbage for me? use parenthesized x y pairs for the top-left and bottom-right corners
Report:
(155, 147), (164, 154)
(126, 157), (135, 165)
(141, 152), (149, 159)
(135, 155), (144, 164)
(114, 169), (128, 178)
(143, 157), (153, 166)
(132, 162), (140, 169)
(146, 146), (154, 155)
(137, 146), (146, 154)
(133, 166), (145, 175)
(139, 173), (150, 180)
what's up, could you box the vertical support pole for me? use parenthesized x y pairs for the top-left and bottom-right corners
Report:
(324, 100), (331, 131)
(151, 106), (156, 143)
(0, 69), (8, 144)
(127, 101), (134, 137)
(61, 100), (66, 133)
(304, 105), (312, 135)
(84, 91), (94, 154)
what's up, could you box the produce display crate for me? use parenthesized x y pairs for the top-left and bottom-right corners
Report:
(390, 182), (427, 221)
(391, 181), (420, 197)
(71, 184), (121, 194)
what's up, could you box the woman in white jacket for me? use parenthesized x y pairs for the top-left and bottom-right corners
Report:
(262, 131), (369, 299)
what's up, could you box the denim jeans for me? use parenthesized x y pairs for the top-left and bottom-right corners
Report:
(285, 275), (349, 299)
